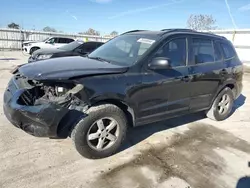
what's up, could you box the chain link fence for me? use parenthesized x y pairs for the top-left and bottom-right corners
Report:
(0, 28), (112, 50)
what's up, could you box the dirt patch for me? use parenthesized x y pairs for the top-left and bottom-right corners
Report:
(91, 123), (250, 188)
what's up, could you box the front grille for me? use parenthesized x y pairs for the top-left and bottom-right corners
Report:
(8, 76), (35, 106)
(20, 90), (34, 105)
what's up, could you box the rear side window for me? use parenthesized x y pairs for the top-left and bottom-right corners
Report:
(96, 42), (103, 48)
(66, 38), (74, 43)
(81, 42), (97, 52)
(220, 42), (236, 59)
(192, 38), (215, 64)
(58, 38), (74, 43)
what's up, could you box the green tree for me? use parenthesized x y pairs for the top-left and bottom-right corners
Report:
(110, 31), (118, 36)
(43, 26), (57, 32)
(79, 28), (100, 36)
(8, 22), (20, 29)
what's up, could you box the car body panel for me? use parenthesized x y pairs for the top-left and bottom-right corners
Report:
(19, 56), (129, 80)
(33, 48), (65, 55)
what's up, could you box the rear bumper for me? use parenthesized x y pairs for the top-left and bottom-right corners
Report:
(4, 87), (69, 138)
(235, 81), (243, 99)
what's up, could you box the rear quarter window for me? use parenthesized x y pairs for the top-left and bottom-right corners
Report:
(214, 42), (223, 62)
(220, 42), (236, 59)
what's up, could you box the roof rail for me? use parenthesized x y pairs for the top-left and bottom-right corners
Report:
(161, 28), (196, 32)
(121, 30), (147, 35)
(198, 31), (228, 40)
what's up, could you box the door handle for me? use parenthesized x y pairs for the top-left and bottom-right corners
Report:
(181, 76), (190, 82)
(220, 69), (228, 75)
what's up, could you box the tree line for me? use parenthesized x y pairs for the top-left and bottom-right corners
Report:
(6, 14), (217, 36)
(7, 23), (119, 36)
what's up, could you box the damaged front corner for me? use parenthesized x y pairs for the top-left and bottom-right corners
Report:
(5, 76), (89, 138)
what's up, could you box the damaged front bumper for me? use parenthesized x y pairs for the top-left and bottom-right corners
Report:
(3, 76), (87, 138)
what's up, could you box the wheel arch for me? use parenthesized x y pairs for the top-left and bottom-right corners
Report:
(56, 98), (135, 138)
(210, 79), (237, 108)
(92, 98), (135, 128)
(29, 46), (40, 54)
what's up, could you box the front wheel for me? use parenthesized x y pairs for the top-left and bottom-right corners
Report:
(29, 47), (39, 55)
(206, 87), (234, 121)
(71, 104), (128, 159)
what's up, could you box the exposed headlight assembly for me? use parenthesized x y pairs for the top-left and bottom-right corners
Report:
(37, 54), (53, 60)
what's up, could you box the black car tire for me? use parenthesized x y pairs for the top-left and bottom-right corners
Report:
(206, 87), (234, 121)
(29, 47), (40, 55)
(71, 104), (128, 159)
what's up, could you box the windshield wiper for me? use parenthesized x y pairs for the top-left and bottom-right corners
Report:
(88, 56), (111, 63)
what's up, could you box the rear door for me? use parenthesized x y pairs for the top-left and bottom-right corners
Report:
(188, 36), (225, 111)
(57, 38), (73, 47)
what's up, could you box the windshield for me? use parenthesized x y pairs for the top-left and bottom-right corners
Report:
(42, 37), (50, 42)
(88, 35), (157, 66)
(58, 41), (83, 51)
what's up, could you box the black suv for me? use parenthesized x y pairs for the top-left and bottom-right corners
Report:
(3, 29), (243, 159)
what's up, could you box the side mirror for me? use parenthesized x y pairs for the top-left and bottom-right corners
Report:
(148, 57), (171, 70)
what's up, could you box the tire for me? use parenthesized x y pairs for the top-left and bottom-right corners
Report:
(206, 87), (234, 121)
(29, 47), (39, 55)
(71, 104), (128, 159)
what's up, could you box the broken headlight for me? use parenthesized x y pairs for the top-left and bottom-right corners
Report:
(55, 86), (67, 96)
(37, 54), (53, 60)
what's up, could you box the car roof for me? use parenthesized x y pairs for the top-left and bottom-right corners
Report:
(50, 36), (74, 39)
(123, 29), (227, 41)
(85, 41), (104, 44)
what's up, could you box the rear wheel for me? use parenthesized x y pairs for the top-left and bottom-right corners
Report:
(29, 47), (40, 55)
(71, 104), (128, 159)
(206, 87), (234, 121)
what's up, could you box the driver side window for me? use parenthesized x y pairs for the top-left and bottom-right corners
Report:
(154, 38), (187, 67)
(47, 38), (58, 44)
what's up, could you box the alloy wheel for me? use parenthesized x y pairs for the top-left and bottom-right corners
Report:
(87, 117), (119, 151)
(217, 94), (230, 115)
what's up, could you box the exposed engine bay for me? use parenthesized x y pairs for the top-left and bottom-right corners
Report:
(15, 75), (88, 112)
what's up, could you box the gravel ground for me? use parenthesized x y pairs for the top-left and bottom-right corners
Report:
(0, 51), (249, 188)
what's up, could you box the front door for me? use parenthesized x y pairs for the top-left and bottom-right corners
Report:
(137, 37), (191, 125)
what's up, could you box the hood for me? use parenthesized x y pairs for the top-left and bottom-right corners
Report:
(23, 41), (37, 44)
(30, 42), (44, 46)
(33, 48), (64, 56)
(19, 56), (128, 80)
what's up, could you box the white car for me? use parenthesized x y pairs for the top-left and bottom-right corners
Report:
(22, 37), (75, 54)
